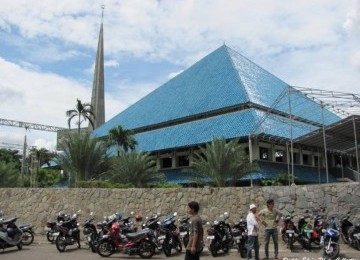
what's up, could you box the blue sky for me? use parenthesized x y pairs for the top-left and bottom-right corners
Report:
(0, 0), (359, 151)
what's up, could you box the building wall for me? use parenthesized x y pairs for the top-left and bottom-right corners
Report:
(1, 183), (359, 234)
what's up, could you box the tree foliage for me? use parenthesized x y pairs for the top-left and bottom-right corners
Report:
(0, 161), (20, 187)
(107, 151), (164, 188)
(107, 125), (137, 155)
(55, 133), (111, 186)
(189, 138), (258, 187)
(66, 98), (95, 134)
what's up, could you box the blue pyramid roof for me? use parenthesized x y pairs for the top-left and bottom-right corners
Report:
(93, 45), (340, 152)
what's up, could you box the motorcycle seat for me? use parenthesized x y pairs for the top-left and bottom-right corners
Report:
(126, 230), (149, 240)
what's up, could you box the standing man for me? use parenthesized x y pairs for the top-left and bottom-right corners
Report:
(185, 201), (203, 260)
(246, 204), (260, 260)
(257, 199), (283, 259)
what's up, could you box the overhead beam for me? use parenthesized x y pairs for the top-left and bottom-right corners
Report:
(0, 118), (66, 132)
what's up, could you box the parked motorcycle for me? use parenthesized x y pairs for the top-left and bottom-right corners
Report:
(0, 211), (34, 246)
(231, 218), (247, 258)
(159, 212), (182, 256)
(321, 217), (340, 260)
(280, 215), (297, 251)
(178, 216), (191, 248)
(19, 223), (35, 246)
(340, 213), (360, 250)
(55, 213), (81, 252)
(297, 210), (321, 250)
(45, 211), (70, 243)
(206, 212), (234, 257)
(0, 216), (23, 251)
(96, 218), (157, 258)
(83, 212), (100, 253)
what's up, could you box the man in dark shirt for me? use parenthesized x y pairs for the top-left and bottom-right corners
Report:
(185, 201), (203, 260)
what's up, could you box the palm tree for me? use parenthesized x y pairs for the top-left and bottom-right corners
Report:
(55, 132), (111, 186)
(108, 125), (138, 156)
(108, 151), (164, 188)
(66, 99), (95, 135)
(189, 138), (257, 187)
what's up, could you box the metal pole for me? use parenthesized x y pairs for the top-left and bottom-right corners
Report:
(318, 148), (321, 184)
(340, 155), (344, 179)
(288, 86), (295, 184)
(21, 135), (27, 187)
(286, 142), (290, 186)
(248, 135), (253, 187)
(321, 102), (329, 183)
(353, 116), (359, 181)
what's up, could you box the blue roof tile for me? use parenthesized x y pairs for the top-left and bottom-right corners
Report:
(92, 45), (341, 152)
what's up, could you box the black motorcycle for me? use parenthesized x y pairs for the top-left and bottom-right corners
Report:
(340, 213), (360, 250)
(55, 213), (81, 252)
(159, 212), (182, 256)
(178, 216), (191, 248)
(83, 213), (100, 253)
(45, 212), (70, 243)
(206, 212), (234, 257)
(231, 218), (247, 258)
(280, 215), (297, 251)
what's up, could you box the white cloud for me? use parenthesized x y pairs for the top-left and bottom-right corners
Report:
(168, 70), (183, 79)
(1, 0), (360, 149)
(104, 59), (119, 68)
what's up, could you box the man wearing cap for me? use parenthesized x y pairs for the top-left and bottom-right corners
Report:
(246, 204), (259, 260)
(257, 199), (282, 259)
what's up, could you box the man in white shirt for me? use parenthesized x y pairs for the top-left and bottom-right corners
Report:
(246, 204), (259, 260)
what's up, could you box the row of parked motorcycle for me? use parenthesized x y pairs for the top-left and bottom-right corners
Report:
(1, 207), (359, 260)
(205, 207), (360, 260)
(44, 210), (195, 258)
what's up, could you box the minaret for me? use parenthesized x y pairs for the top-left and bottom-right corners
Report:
(90, 5), (105, 130)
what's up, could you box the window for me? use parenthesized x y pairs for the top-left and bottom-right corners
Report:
(161, 157), (172, 169)
(303, 154), (309, 165)
(177, 155), (189, 167)
(275, 150), (284, 162)
(260, 147), (269, 160)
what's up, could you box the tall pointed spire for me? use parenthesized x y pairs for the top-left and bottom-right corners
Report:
(90, 5), (105, 130)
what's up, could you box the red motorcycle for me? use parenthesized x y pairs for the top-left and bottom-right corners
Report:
(96, 220), (157, 258)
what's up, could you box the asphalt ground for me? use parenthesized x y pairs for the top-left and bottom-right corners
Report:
(1, 235), (359, 260)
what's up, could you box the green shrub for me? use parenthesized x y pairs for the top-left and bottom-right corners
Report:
(76, 180), (133, 188)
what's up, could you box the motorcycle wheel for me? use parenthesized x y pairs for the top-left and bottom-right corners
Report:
(139, 240), (155, 259)
(354, 239), (360, 251)
(288, 237), (293, 251)
(174, 237), (182, 253)
(238, 243), (247, 258)
(183, 234), (189, 248)
(210, 249), (218, 257)
(89, 241), (97, 253)
(341, 233), (349, 244)
(222, 245), (229, 253)
(162, 239), (172, 257)
(21, 230), (34, 245)
(17, 242), (23, 250)
(47, 231), (55, 243)
(282, 233), (288, 243)
(323, 244), (340, 260)
(55, 236), (67, 252)
(97, 240), (115, 257)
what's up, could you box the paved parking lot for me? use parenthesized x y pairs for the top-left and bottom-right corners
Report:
(1, 237), (359, 260)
